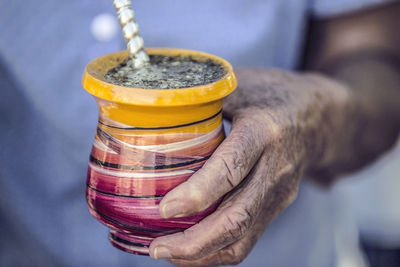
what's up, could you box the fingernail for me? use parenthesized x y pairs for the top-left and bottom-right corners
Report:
(160, 201), (185, 218)
(154, 246), (172, 259)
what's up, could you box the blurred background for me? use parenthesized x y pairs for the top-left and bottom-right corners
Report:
(333, 140), (400, 267)
(0, 1), (399, 266)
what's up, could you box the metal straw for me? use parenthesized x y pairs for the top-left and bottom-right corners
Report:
(113, 0), (149, 68)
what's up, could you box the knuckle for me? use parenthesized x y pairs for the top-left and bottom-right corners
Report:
(286, 186), (299, 205)
(185, 181), (208, 212)
(180, 244), (203, 260)
(276, 183), (299, 208)
(260, 113), (283, 142)
(241, 109), (284, 146)
(230, 255), (246, 265)
(223, 246), (248, 265)
(182, 246), (203, 260)
(222, 206), (253, 241)
(276, 166), (300, 206)
(214, 153), (243, 189)
(179, 230), (206, 260)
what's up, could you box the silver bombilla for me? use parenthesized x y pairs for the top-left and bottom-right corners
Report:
(113, 0), (149, 68)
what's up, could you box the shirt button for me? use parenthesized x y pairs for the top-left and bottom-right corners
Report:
(91, 13), (119, 42)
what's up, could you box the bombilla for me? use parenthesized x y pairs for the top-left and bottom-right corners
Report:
(113, 0), (149, 68)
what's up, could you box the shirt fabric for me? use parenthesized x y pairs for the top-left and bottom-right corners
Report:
(0, 0), (393, 266)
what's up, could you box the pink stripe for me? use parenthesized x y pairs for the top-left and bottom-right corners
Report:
(87, 166), (195, 196)
(87, 189), (220, 234)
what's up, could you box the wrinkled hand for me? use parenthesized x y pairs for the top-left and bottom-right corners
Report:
(149, 68), (348, 266)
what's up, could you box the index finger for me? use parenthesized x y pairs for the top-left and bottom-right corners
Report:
(159, 112), (266, 219)
(150, 161), (266, 261)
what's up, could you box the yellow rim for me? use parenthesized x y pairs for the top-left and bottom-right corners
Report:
(82, 48), (237, 107)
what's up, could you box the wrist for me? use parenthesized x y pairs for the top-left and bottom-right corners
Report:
(295, 73), (353, 177)
(303, 55), (400, 180)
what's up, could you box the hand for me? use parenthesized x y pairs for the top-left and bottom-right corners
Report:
(149, 68), (350, 266)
